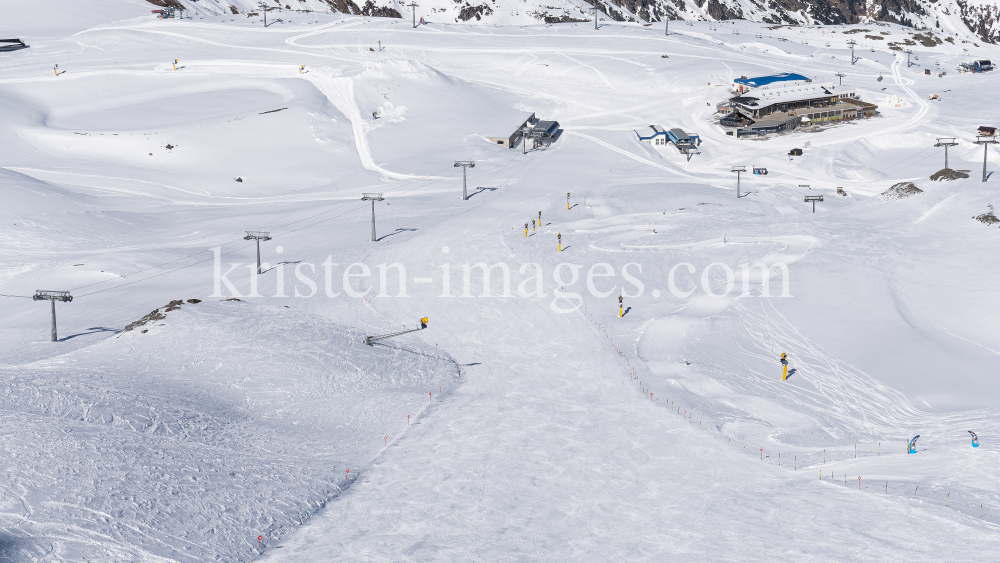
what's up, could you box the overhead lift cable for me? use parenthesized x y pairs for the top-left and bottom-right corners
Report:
(66, 144), (509, 299)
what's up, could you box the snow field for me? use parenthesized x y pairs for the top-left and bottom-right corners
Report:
(0, 300), (458, 560)
(2, 6), (1000, 561)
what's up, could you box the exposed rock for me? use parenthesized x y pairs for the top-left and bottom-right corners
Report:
(706, 0), (744, 20)
(361, 0), (402, 17)
(930, 168), (970, 181)
(974, 204), (999, 225)
(146, 0), (185, 9)
(881, 181), (923, 201)
(456, 2), (494, 20)
(543, 13), (591, 22)
(122, 300), (186, 333)
(325, 0), (361, 15)
(958, 0), (1000, 44)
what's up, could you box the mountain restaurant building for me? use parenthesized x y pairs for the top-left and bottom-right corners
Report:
(720, 83), (877, 137)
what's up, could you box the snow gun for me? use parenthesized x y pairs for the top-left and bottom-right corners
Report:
(364, 318), (428, 346)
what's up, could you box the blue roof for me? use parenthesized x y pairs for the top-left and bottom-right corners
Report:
(734, 73), (810, 87)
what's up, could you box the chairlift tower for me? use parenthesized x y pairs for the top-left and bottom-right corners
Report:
(244, 231), (273, 274)
(804, 195), (824, 213)
(593, 2), (599, 30)
(835, 72), (845, 86)
(361, 193), (385, 241)
(905, 49), (914, 67)
(408, 2), (419, 28)
(974, 135), (998, 182)
(731, 166), (746, 198)
(33, 290), (72, 342)
(258, 1), (268, 27)
(934, 138), (958, 170)
(847, 39), (857, 65)
(665, 16), (670, 36)
(454, 161), (475, 200)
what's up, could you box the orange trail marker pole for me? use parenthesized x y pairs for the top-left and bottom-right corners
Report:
(429, 392), (432, 402)
(384, 435), (387, 447)
(407, 414), (410, 426)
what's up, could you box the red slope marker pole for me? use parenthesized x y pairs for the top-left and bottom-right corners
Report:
(384, 435), (387, 447)
(429, 392), (432, 402)
(858, 476), (861, 490)
(407, 414), (410, 426)
(760, 448), (763, 460)
(258, 535), (262, 549)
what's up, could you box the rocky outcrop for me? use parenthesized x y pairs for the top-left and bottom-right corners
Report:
(147, 0), (185, 8)
(324, 0), (361, 15)
(958, 0), (1000, 43)
(456, 2), (494, 20)
(361, 0), (402, 17)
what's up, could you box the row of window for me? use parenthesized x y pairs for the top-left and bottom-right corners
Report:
(806, 110), (842, 119)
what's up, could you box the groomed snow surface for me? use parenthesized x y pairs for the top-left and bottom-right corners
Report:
(2, 4), (1000, 561)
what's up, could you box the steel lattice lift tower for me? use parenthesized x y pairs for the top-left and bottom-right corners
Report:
(34, 290), (72, 342)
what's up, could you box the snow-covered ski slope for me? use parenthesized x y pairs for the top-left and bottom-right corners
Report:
(1, 3), (1000, 561)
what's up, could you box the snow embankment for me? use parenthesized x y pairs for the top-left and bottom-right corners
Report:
(0, 299), (457, 561)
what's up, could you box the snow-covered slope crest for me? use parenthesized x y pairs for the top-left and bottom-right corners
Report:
(0, 299), (457, 561)
(157, 0), (999, 43)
